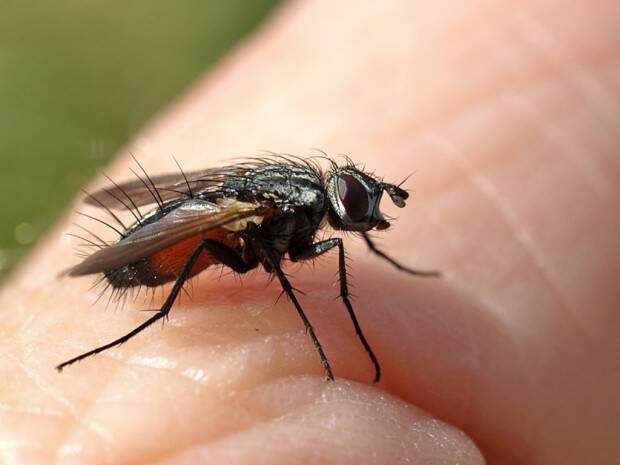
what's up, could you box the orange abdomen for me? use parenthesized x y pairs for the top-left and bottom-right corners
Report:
(110, 228), (242, 288)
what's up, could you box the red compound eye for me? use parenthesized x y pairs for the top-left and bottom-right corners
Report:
(337, 174), (369, 222)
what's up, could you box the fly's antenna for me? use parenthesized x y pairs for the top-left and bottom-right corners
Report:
(172, 156), (194, 199)
(103, 173), (143, 222)
(80, 189), (127, 233)
(131, 154), (165, 210)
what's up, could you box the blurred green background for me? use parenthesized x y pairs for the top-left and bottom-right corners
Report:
(0, 0), (279, 280)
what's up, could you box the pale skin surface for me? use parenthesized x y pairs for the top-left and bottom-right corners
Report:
(1, 0), (619, 464)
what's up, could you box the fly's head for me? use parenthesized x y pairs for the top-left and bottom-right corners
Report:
(325, 166), (409, 232)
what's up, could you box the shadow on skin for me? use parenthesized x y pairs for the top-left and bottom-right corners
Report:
(9, 255), (486, 465)
(54, 254), (492, 439)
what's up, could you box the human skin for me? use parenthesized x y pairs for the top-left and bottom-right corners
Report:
(1, 0), (619, 464)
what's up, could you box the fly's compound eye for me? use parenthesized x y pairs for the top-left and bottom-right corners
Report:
(337, 173), (369, 222)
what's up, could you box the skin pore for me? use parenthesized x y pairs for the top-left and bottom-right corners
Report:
(1, 0), (619, 464)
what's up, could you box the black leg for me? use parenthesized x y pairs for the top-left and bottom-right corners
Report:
(362, 232), (441, 277)
(248, 228), (335, 381)
(57, 239), (209, 371)
(202, 240), (256, 273)
(292, 238), (381, 383)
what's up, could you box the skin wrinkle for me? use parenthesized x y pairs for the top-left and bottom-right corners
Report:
(432, 127), (612, 457)
(442, 283), (531, 465)
(412, 42), (611, 358)
(61, 371), (200, 465)
(53, 307), (328, 465)
(510, 13), (616, 198)
(179, 415), (463, 465)
(514, 8), (620, 125)
(376, 273), (488, 421)
(454, 89), (610, 359)
(63, 266), (468, 462)
(146, 379), (481, 465)
(424, 134), (597, 463)
(425, 107), (602, 362)
(389, 285), (479, 429)
(0, 438), (30, 455)
(401, 6), (553, 138)
(125, 354), (178, 371)
(501, 91), (613, 200)
(407, 66), (612, 199)
(501, 93), (614, 321)
(15, 361), (116, 465)
(483, 10), (617, 195)
(394, 138), (548, 463)
(384, 2), (618, 163)
(121, 333), (295, 389)
(132, 378), (325, 465)
(427, 134), (564, 308)
(435, 280), (479, 436)
(36, 291), (144, 465)
(149, 378), (340, 465)
(0, 403), (64, 418)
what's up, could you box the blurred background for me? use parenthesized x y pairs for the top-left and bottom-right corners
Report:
(0, 0), (279, 280)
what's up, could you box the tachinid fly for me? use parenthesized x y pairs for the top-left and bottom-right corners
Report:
(58, 154), (439, 382)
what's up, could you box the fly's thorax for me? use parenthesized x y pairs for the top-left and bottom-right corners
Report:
(222, 164), (326, 213)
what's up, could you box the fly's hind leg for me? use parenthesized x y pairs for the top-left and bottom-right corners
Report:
(56, 239), (210, 371)
(362, 232), (441, 278)
(290, 238), (381, 383)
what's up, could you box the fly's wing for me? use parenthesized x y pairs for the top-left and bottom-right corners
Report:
(66, 199), (265, 277)
(85, 165), (245, 210)
(84, 154), (320, 211)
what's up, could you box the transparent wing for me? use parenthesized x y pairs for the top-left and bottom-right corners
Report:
(85, 166), (244, 210)
(67, 199), (265, 276)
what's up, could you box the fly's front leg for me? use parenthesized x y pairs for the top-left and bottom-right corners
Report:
(246, 225), (335, 381)
(290, 238), (381, 383)
(362, 232), (441, 278)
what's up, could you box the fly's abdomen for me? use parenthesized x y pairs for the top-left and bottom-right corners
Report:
(104, 228), (241, 289)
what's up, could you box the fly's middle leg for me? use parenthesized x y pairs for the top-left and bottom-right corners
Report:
(290, 238), (381, 383)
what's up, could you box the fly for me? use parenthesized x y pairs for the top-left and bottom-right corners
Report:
(57, 154), (439, 382)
